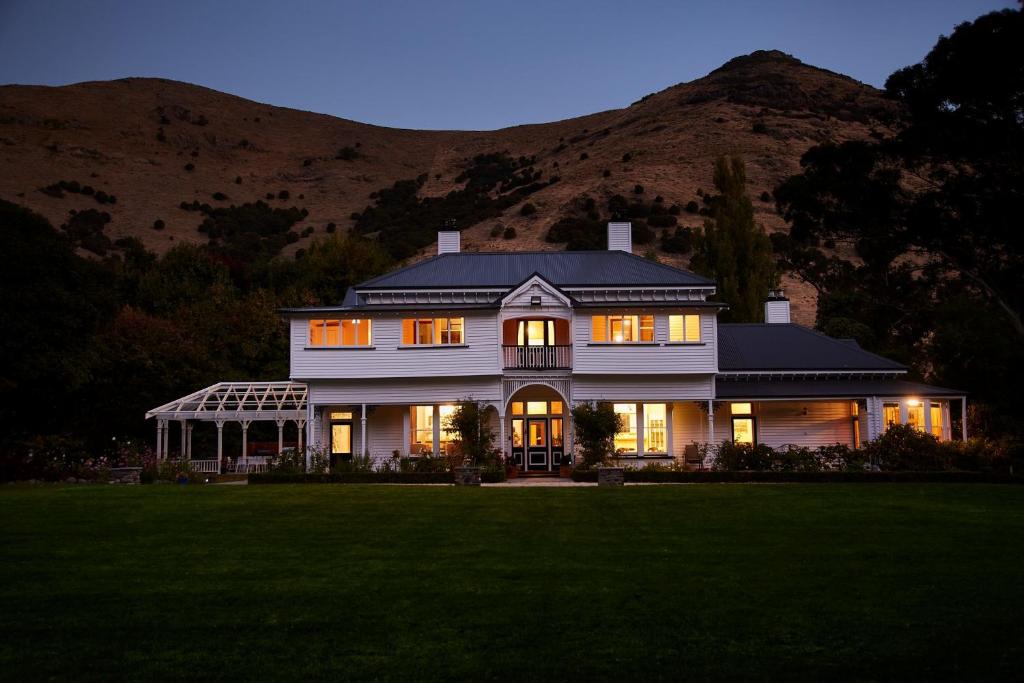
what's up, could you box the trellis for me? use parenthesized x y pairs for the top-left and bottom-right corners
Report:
(145, 382), (307, 473)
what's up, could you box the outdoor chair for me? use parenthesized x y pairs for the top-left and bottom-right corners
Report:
(684, 444), (703, 471)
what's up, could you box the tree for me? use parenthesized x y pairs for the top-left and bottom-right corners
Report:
(772, 5), (1024, 442)
(443, 400), (497, 465)
(691, 156), (776, 322)
(571, 402), (622, 469)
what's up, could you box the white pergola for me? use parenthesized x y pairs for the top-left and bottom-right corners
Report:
(146, 382), (307, 473)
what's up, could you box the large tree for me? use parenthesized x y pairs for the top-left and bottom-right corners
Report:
(772, 5), (1024, 439)
(691, 156), (776, 322)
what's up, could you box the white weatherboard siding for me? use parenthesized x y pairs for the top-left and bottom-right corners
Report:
(671, 401), (711, 456)
(572, 311), (717, 374)
(502, 280), (570, 309)
(309, 377), (502, 405)
(713, 401), (855, 449)
(290, 312), (500, 379)
(573, 375), (714, 401)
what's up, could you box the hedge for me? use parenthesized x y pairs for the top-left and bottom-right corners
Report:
(571, 470), (1024, 484)
(248, 472), (454, 484)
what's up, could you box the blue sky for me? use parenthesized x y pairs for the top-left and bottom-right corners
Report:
(0, 0), (1014, 130)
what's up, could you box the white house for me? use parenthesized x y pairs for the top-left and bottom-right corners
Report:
(147, 223), (966, 473)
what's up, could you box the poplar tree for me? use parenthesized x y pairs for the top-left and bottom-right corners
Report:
(691, 155), (776, 322)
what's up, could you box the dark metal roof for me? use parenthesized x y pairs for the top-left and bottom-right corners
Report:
(718, 324), (907, 372)
(355, 251), (716, 289)
(716, 378), (965, 399)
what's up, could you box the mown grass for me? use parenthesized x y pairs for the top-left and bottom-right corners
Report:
(1, 484), (1022, 681)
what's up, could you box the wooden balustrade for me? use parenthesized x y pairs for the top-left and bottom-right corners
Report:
(502, 345), (572, 370)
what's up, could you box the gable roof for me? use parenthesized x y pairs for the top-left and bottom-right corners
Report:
(718, 324), (907, 372)
(355, 251), (715, 289)
(716, 378), (964, 399)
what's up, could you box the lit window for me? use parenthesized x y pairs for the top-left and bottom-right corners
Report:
(669, 314), (701, 342)
(730, 403), (752, 415)
(643, 403), (667, 453)
(526, 401), (548, 415)
(613, 403), (638, 453)
(438, 405), (457, 454)
(309, 319), (371, 347)
(329, 411), (353, 420)
(526, 320), (546, 346)
(882, 403), (900, 431)
(732, 418), (755, 444)
(592, 315), (655, 343)
(511, 402), (524, 416)
(930, 405), (943, 438)
(411, 406), (434, 454)
(907, 402), (925, 432)
(550, 401), (563, 415)
(401, 318), (465, 345)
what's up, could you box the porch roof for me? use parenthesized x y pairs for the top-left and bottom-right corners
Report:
(715, 378), (966, 400)
(145, 382), (307, 421)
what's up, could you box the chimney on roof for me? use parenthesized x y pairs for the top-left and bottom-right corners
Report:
(764, 288), (790, 324)
(607, 221), (632, 253)
(437, 230), (460, 255)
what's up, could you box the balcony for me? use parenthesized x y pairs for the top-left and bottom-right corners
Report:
(502, 345), (572, 370)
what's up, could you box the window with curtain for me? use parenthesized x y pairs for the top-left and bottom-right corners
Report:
(930, 404), (943, 438)
(613, 403), (638, 453)
(668, 314), (701, 342)
(401, 318), (464, 345)
(309, 319), (371, 347)
(643, 403), (667, 453)
(411, 405), (434, 454)
(591, 315), (655, 343)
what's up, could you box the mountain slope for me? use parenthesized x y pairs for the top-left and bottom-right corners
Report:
(0, 50), (898, 323)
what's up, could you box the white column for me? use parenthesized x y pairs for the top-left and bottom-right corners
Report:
(180, 421), (187, 458)
(961, 398), (968, 441)
(216, 421), (224, 474)
(162, 421), (169, 460)
(498, 410), (506, 460)
(241, 421), (249, 461)
(186, 423), (193, 460)
(156, 420), (164, 460)
(297, 419), (308, 470)
(276, 419), (285, 454)
(923, 399), (932, 437)
(899, 400), (909, 425)
(706, 400), (715, 444)
(402, 408), (411, 457)
(666, 403), (674, 459)
(432, 405), (441, 456)
(637, 403), (645, 458)
(361, 403), (368, 458)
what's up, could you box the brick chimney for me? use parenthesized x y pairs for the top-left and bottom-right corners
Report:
(607, 222), (632, 252)
(764, 289), (790, 324)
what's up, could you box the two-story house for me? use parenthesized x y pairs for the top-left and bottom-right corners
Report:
(147, 223), (966, 473)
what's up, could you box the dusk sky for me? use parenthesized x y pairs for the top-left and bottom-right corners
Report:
(0, 0), (1014, 130)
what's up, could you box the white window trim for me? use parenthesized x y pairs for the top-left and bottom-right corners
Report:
(401, 317), (466, 347)
(307, 319), (373, 348)
(591, 314), (656, 344)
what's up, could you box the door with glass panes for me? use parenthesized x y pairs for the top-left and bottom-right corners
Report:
(509, 400), (564, 472)
(329, 411), (353, 467)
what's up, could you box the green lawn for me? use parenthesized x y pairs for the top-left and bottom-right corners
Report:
(2, 484), (1022, 681)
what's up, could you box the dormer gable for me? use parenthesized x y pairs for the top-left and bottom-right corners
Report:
(500, 273), (573, 310)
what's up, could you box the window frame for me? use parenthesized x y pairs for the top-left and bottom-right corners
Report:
(400, 317), (466, 347)
(308, 318), (372, 348)
(668, 314), (702, 343)
(590, 314), (656, 344)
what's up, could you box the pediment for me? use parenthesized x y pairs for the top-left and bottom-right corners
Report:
(500, 273), (572, 309)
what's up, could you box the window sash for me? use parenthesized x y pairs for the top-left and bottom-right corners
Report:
(669, 314), (701, 342)
(592, 314), (655, 343)
(309, 319), (370, 347)
(643, 403), (667, 453)
(402, 317), (465, 345)
(613, 403), (638, 453)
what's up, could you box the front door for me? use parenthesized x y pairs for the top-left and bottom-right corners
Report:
(330, 417), (353, 467)
(526, 418), (549, 471)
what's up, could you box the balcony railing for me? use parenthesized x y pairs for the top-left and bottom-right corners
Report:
(502, 345), (572, 370)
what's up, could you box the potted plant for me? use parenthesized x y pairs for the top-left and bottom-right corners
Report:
(444, 399), (498, 486)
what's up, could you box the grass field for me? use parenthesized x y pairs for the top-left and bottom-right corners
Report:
(2, 484), (1022, 681)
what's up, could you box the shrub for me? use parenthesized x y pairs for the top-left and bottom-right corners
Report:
(444, 400), (499, 466)
(862, 424), (950, 471)
(212, 192), (228, 201)
(579, 152), (589, 160)
(520, 202), (537, 216)
(660, 226), (693, 254)
(572, 402), (622, 469)
(685, 200), (699, 213)
(489, 224), (503, 237)
(235, 176), (242, 184)
(481, 464), (506, 483)
(325, 222), (336, 233)
(622, 152), (632, 162)
(711, 441), (776, 471)
(277, 190), (290, 200)
(759, 191), (772, 202)
(647, 214), (677, 228)
(503, 227), (516, 239)
(152, 219), (165, 231)
(668, 204), (681, 216)
(336, 146), (360, 161)
(752, 121), (768, 134)
(633, 184), (644, 195)
(602, 169), (611, 178)
(156, 128), (166, 142)
(184, 163), (195, 172)
(631, 221), (655, 245)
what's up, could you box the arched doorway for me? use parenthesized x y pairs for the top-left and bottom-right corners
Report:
(504, 384), (569, 473)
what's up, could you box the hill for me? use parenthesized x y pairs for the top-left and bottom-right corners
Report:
(0, 50), (898, 323)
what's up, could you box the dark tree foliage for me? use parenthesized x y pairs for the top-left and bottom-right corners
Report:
(661, 226), (694, 254)
(0, 200), (393, 455)
(691, 156), (776, 322)
(772, 6), (1024, 441)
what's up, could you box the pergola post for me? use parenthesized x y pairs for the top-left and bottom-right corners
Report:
(361, 403), (368, 458)
(162, 421), (169, 460)
(276, 419), (285, 455)
(241, 420), (250, 463)
(179, 421), (187, 459)
(499, 410), (506, 461)
(186, 422), (194, 460)
(216, 420), (224, 474)
(962, 397), (968, 441)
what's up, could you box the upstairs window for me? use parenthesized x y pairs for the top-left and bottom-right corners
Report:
(309, 319), (371, 347)
(668, 314), (701, 343)
(402, 317), (464, 345)
(591, 315), (655, 343)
